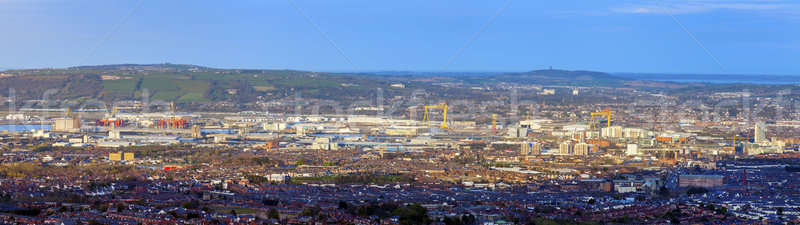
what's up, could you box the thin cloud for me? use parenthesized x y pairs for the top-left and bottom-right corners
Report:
(612, 0), (797, 15)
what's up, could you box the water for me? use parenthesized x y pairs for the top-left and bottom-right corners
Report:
(616, 73), (800, 85)
(201, 129), (234, 134)
(0, 124), (51, 132)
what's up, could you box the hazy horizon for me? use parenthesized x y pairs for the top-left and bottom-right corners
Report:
(2, 0), (799, 75)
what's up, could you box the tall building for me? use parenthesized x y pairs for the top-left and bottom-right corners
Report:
(559, 141), (572, 155)
(754, 122), (767, 143)
(123, 152), (135, 161)
(626, 144), (639, 156)
(507, 127), (528, 138)
(521, 142), (543, 155)
(521, 142), (531, 155)
(574, 142), (589, 156)
(109, 152), (122, 161)
(531, 142), (542, 155)
(601, 126), (623, 139)
(53, 117), (80, 132)
(678, 174), (724, 188)
(623, 128), (648, 139)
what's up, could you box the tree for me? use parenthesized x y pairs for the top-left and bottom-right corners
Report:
(394, 204), (431, 225)
(300, 206), (321, 217)
(268, 208), (280, 220)
(338, 201), (349, 210)
(716, 206), (727, 215)
(115, 203), (126, 212)
(659, 186), (671, 198)
(686, 187), (709, 195)
(461, 214), (476, 225)
(443, 216), (462, 225)
(181, 200), (199, 209)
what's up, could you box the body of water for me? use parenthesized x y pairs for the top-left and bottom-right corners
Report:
(650, 79), (798, 85)
(616, 73), (800, 85)
(0, 124), (50, 132)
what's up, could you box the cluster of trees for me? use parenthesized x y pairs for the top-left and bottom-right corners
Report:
(686, 187), (709, 195)
(443, 214), (476, 225)
(291, 174), (414, 185)
(785, 166), (800, 172)
(321, 202), (435, 224)
(349, 202), (431, 225)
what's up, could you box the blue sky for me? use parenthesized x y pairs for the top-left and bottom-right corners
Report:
(1, 0), (799, 74)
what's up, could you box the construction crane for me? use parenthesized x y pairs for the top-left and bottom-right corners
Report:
(589, 110), (612, 130)
(423, 103), (448, 129)
(723, 135), (747, 154)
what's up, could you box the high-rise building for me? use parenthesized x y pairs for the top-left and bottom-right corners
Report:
(601, 126), (623, 139)
(521, 142), (531, 155)
(123, 152), (135, 161)
(507, 127), (528, 138)
(521, 142), (543, 155)
(678, 175), (724, 188)
(623, 128), (648, 139)
(109, 152), (122, 161)
(626, 144), (639, 156)
(532, 142), (542, 155)
(53, 117), (80, 132)
(754, 122), (767, 143)
(574, 142), (589, 156)
(559, 141), (572, 155)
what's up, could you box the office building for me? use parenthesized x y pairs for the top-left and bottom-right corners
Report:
(109, 152), (122, 161)
(559, 141), (572, 155)
(626, 144), (639, 156)
(123, 152), (135, 161)
(678, 174), (724, 188)
(754, 122), (767, 143)
(574, 142), (589, 155)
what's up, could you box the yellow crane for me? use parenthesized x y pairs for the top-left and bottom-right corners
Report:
(423, 103), (449, 129)
(589, 111), (612, 130)
(111, 105), (119, 117)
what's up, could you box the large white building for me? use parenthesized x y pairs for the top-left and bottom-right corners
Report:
(559, 141), (572, 155)
(601, 126), (623, 139)
(626, 144), (639, 156)
(507, 127), (528, 138)
(52, 117), (80, 132)
(521, 142), (543, 155)
(574, 142), (589, 156)
(754, 122), (767, 143)
(623, 128), (649, 139)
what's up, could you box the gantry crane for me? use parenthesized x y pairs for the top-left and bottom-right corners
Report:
(589, 110), (612, 130)
(423, 103), (449, 129)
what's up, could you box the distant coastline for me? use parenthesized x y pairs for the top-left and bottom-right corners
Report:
(615, 73), (800, 85)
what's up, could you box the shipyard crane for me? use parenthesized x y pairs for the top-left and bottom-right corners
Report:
(423, 103), (449, 129)
(589, 110), (612, 130)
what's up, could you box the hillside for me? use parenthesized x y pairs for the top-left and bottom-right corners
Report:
(479, 69), (630, 86)
(0, 64), (773, 108)
(0, 64), (423, 104)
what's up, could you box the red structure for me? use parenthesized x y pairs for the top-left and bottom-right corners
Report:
(157, 118), (187, 129)
(96, 119), (124, 127)
(163, 166), (179, 171)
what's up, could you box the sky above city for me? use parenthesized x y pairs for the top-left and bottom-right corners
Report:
(1, 0), (799, 75)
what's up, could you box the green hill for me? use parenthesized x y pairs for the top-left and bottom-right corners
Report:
(0, 64), (401, 103)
